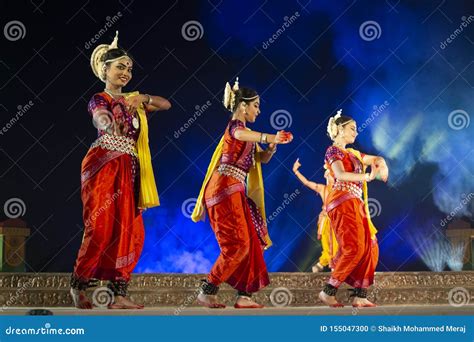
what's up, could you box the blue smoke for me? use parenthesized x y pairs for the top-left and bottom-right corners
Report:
(138, 0), (473, 273)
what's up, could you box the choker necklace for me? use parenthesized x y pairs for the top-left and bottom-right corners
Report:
(104, 89), (123, 97)
(333, 142), (346, 149)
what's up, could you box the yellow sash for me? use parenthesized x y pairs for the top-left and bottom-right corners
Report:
(191, 129), (271, 247)
(124, 92), (160, 209)
(346, 148), (378, 239)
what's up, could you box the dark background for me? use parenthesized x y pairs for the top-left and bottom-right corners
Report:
(0, 0), (473, 274)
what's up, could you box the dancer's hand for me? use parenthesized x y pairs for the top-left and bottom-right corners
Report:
(293, 158), (302, 173)
(367, 163), (377, 182)
(374, 158), (389, 182)
(125, 94), (147, 113)
(275, 130), (293, 144)
(317, 233), (322, 240)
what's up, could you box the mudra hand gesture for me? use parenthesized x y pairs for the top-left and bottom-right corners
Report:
(275, 130), (293, 144)
(292, 158), (302, 173)
(125, 94), (147, 113)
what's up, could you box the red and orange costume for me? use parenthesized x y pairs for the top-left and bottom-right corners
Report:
(192, 119), (270, 294)
(324, 146), (379, 289)
(71, 92), (158, 296)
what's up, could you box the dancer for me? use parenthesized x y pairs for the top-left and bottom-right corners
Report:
(318, 110), (388, 308)
(191, 78), (293, 308)
(70, 32), (171, 309)
(292, 159), (338, 273)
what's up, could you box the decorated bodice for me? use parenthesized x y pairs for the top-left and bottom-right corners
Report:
(88, 92), (141, 142)
(220, 119), (256, 173)
(325, 146), (364, 199)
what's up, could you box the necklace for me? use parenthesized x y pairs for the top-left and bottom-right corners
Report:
(333, 142), (346, 150)
(104, 88), (123, 97)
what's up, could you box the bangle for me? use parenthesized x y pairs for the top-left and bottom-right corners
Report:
(147, 95), (153, 105)
(260, 133), (268, 144)
(364, 173), (370, 182)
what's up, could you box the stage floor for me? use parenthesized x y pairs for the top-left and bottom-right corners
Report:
(1, 304), (473, 316)
(1, 272), (473, 311)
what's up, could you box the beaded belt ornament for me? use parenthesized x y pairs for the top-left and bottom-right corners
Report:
(90, 134), (138, 158)
(333, 181), (363, 198)
(217, 163), (247, 183)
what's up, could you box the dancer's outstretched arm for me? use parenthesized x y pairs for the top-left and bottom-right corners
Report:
(233, 129), (293, 144)
(293, 158), (324, 194)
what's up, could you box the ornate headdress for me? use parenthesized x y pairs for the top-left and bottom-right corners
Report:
(327, 109), (343, 140)
(223, 77), (259, 112)
(90, 31), (130, 82)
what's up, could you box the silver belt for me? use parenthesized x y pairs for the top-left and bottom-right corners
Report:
(90, 134), (138, 158)
(333, 181), (363, 198)
(217, 164), (247, 183)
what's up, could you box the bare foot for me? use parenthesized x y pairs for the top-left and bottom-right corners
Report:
(197, 293), (226, 308)
(70, 288), (92, 309)
(234, 296), (264, 309)
(312, 262), (324, 273)
(352, 297), (376, 307)
(108, 295), (144, 309)
(318, 291), (344, 307)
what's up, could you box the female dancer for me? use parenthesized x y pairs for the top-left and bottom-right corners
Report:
(191, 78), (293, 308)
(319, 110), (388, 308)
(292, 159), (338, 273)
(70, 32), (171, 309)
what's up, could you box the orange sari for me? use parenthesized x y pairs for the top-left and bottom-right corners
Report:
(200, 119), (270, 293)
(73, 93), (145, 283)
(325, 146), (379, 288)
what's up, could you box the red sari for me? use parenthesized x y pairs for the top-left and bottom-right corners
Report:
(204, 119), (270, 293)
(325, 146), (379, 289)
(72, 92), (144, 283)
